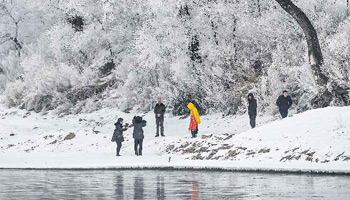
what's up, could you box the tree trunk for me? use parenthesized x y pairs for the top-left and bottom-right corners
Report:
(275, 0), (328, 86)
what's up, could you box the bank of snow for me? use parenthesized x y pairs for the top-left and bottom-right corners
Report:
(0, 105), (349, 174)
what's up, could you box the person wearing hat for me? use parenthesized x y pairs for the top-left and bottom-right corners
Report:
(276, 90), (293, 118)
(111, 118), (128, 156)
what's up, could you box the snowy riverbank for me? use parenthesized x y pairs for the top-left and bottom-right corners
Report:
(0, 105), (349, 174)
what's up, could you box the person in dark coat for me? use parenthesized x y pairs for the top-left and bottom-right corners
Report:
(276, 90), (293, 118)
(111, 118), (128, 156)
(248, 93), (257, 128)
(154, 98), (166, 137)
(132, 116), (147, 156)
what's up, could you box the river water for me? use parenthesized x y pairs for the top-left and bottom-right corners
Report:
(0, 170), (349, 199)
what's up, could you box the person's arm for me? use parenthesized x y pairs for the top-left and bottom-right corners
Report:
(288, 97), (293, 108)
(254, 100), (257, 115)
(276, 96), (280, 106)
(154, 105), (157, 114)
(141, 120), (147, 127)
(117, 126), (125, 133)
(161, 105), (166, 115)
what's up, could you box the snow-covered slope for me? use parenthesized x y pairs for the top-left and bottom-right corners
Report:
(0, 105), (349, 173)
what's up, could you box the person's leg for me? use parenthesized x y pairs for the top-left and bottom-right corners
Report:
(160, 117), (164, 136)
(156, 117), (160, 136)
(139, 140), (143, 156)
(249, 115), (253, 128)
(279, 110), (285, 118)
(253, 115), (256, 128)
(116, 142), (119, 156)
(134, 140), (138, 156)
(281, 110), (288, 118)
(191, 130), (195, 138)
(250, 115), (256, 128)
(117, 142), (122, 156)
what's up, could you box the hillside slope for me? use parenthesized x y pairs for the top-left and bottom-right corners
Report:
(0, 105), (349, 173)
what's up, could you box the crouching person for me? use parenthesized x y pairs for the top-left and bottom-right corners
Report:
(133, 116), (147, 156)
(111, 118), (128, 156)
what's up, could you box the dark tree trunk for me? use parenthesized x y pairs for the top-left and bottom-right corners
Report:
(232, 16), (238, 65)
(275, 0), (328, 86)
(275, 0), (349, 108)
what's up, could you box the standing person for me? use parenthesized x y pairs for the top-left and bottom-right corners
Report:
(111, 118), (128, 156)
(248, 93), (257, 128)
(187, 102), (200, 138)
(276, 90), (293, 118)
(154, 98), (166, 137)
(132, 116), (147, 156)
(188, 115), (198, 138)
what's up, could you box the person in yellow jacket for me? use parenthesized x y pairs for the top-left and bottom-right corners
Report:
(187, 102), (200, 138)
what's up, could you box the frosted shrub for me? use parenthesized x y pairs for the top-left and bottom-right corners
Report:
(4, 80), (26, 107)
(1, 0), (350, 115)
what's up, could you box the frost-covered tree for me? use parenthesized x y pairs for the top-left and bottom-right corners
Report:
(1, 0), (349, 115)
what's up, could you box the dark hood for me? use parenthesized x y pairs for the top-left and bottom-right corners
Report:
(248, 93), (254, 101)
(133, 116), (143, 124)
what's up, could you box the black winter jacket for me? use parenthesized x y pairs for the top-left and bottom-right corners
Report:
(111, 123), (127, 142)
(133, 118), (147, 140)
(248, 93), (257, 116)
(154, 103), (166, 118)
(276, 95), (292, 111)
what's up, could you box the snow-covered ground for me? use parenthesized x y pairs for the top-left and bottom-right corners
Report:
(0, 104), (349, 174)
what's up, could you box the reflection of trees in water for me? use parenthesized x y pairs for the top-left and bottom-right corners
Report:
(134, 177), (144, 200)
(157, 175), (165, 200)
(115, 175), (124, 200)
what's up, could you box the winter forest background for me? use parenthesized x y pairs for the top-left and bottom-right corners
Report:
(0, 0), (349, 116)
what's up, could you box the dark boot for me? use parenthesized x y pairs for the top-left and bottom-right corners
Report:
(135, 151), (139, 156)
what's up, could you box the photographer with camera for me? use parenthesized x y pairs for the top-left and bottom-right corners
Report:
(111, 118), (128, 156)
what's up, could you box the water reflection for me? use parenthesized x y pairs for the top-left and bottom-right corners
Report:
(134, 177), (144, 200)
(0, 170), (349, 200)
(157, 175), (165, 200)
(115, 175), (124, 199)
(191, 177), (199, 200)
